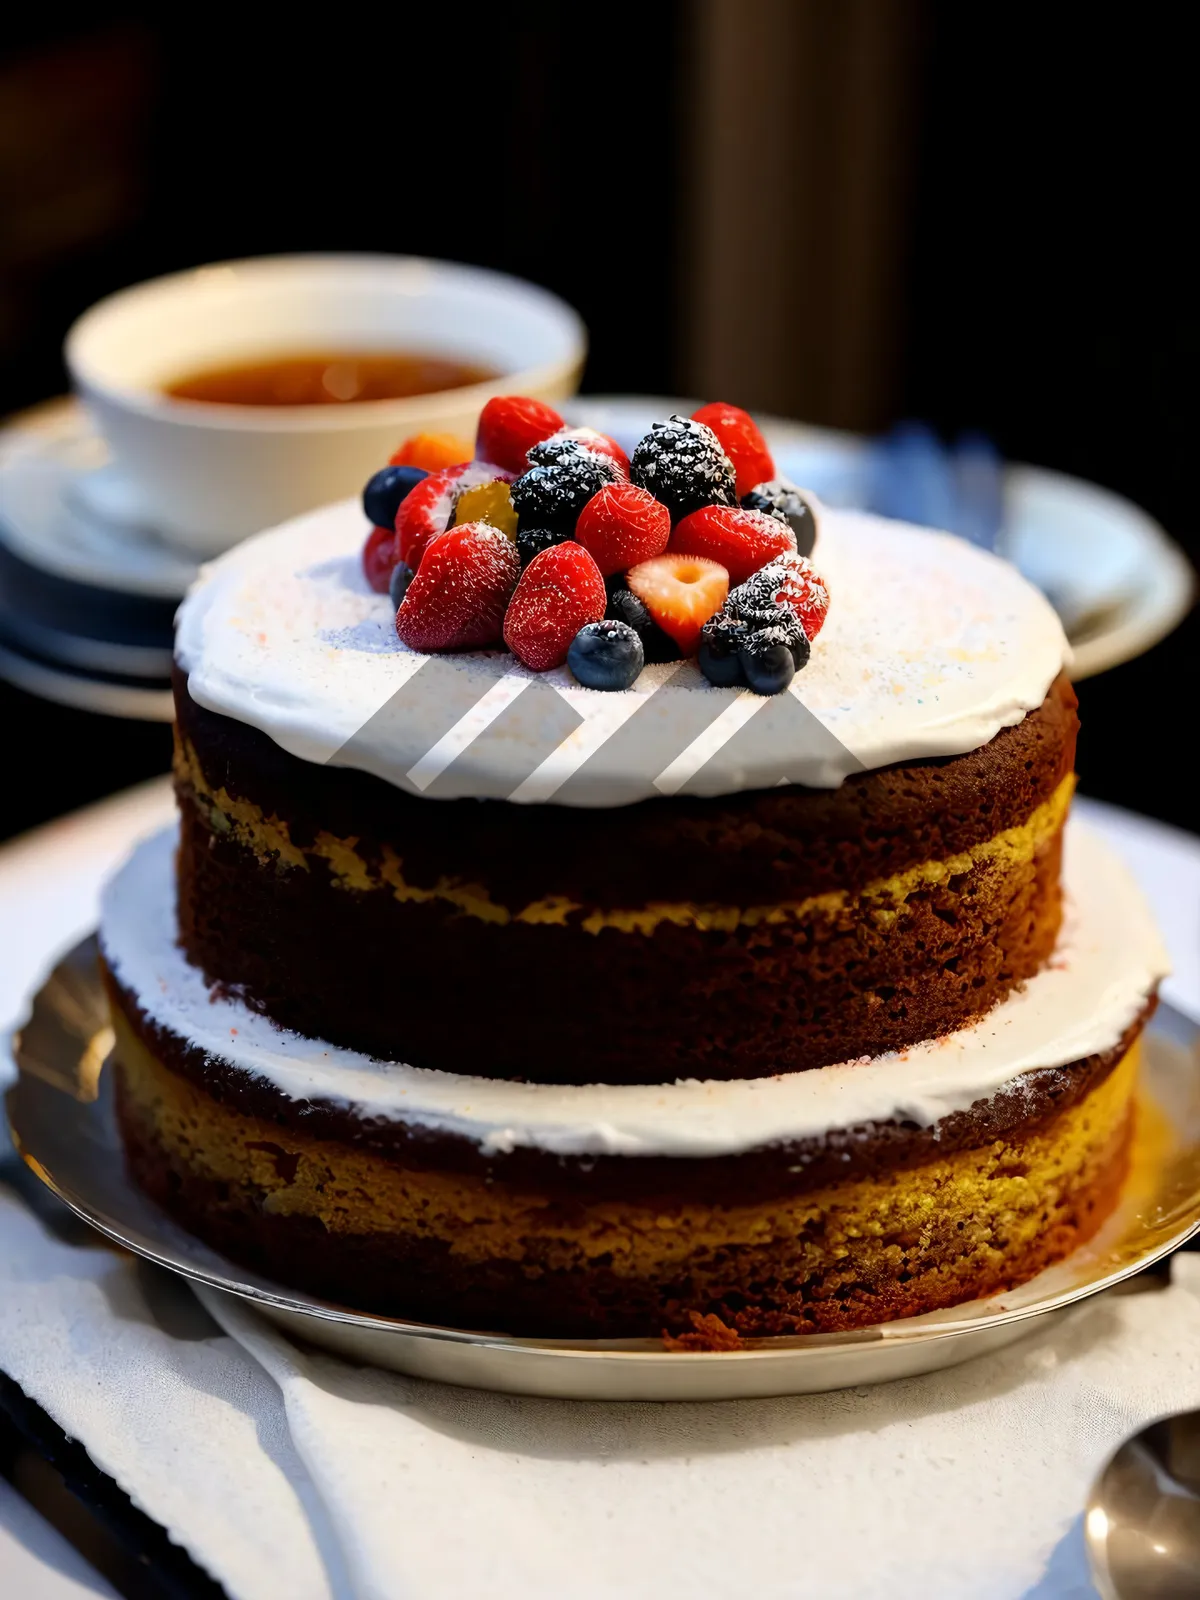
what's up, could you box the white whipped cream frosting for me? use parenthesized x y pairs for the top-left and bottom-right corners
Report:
(175, 499), (1070, 806)
(101, 824), (1167, 1159)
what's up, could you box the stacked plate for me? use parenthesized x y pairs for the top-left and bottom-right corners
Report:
(0, 403), (194, 721)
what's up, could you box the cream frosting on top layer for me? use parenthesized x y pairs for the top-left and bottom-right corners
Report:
(101, 824), (1166, 1159)
(175, 498), (1069, 806)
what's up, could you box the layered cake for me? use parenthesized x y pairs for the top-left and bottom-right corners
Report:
(100, 398), (1168, 1340)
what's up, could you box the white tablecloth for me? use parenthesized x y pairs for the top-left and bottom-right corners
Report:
(2, 782), (1199, 1600)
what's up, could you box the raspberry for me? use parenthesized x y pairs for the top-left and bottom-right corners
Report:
(668, 504), (795, 584)
(395, 523), (519, 652)
(574, 483), (671, 576)
(731, 552), (830, 641)
(692, 403), (775, 497)
(624, 553), (729, 656)
(389, 432), (473, 472)
(629, 416), (737, 521)
(741, 478), (817, 558)
(476, 396), (564, 474)
(362, 525), (397, 594)
(503, 542), (606, 671)
(511, 454), (621, 533)
(529, 427), (630, 478)
(396, 461), (514, 570)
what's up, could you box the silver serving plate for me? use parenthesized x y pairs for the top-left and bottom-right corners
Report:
(9, 938), (1200, 1402)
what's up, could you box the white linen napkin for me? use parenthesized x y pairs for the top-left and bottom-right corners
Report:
(5, 1153), (1200, 1600)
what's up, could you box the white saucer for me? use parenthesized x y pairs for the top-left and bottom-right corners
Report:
(568, 397), (1195, 680)
(0, 401), (197, 600)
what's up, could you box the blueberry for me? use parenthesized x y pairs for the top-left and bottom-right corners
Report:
(363, 464), (428, 530)
(739, 626), (798, 695)
(511, 455), (620, 533)
(698, 614), (748, 687)
(741, 478), (816, 558)
(629, 416), (737, 521)
(517, 525), (575, 567)
(388, 560), (414, 609)
(604, 587), (681, 663)
(567, 620), (644, 691)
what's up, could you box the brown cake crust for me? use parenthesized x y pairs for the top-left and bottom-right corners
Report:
(108, 965), (1146, 1340)
(171, 670), (1078, 1084)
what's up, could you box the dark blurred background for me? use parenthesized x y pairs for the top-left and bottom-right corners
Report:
(0, 2), (1195, 840)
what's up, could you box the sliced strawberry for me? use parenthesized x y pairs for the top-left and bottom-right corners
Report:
(389, 432), (473, 472)
(574, 483), (671, 576)
(396, 461), (514, 570)
(668, 504), (795, 584)
(765, 552), (830, 639)
(540, 426), (631, 478)
(476, 396), (564, 475)
(691, 403), (775, 497)
(362, 525), (397, 594)
(503, 542), (606, 671)
(395, 522), (519, 651)
(625, 553), (729, 656)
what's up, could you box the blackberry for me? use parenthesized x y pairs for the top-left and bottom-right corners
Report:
(739, 626), (797, 695)
(604, 587), (681, 663)
(517, 525), (575, 567)
(567, 619), (644, 691)
(526, 432), (590, 469)
(629, 416), (737, 521)
(740, 478), (816, 558)
(726, 569), (810, 665)
(511, 455), (620, 533)
(697, 612), (749, 687)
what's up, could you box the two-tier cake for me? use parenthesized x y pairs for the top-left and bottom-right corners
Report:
(99, 399), (1167, 1341)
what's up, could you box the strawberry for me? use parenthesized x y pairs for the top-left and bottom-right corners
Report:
(691, 403), (775, 497)
(395, 461), (514, 570)
(503, 542), (606, 671)
(625, 553), (729, 656)
(389, 432), (473, 472)
(395, 522), (519, 651)
(574, 483), (671, 576)
(476, 396), (564, 475)
(765, 552), (830, 639)
(539, 426), (631, 478)
(362, 525), (397, 594)
(668, 504), (795, 584)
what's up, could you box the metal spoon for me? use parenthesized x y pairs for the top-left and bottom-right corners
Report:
(1086, 1410), (1200, 1597)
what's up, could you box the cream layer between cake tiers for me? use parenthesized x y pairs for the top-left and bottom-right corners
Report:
(99, 823), (1167, 1160)
(174, 499), (1070, 806)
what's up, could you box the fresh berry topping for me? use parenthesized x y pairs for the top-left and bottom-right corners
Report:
(389, 432), (472, 472)
(395, 523), (519, 652)
(739, 626), (799, 695)
(516, 525), (575, 567)
(629, 415), (737, 521)
(567, 619), (645, 691)
(697, 613), (750, 687)
(574, 483), (671, 576)
(363, 464), (427, 530)
(362, 526), (397, 594)
(668, 504), (796, 584)
(395, 461), (513, 570)
(605, 586), (681, 663)
(503, 542), (607, 671)
(388, 561), (415, 609)
(624, 553), (729, 656)
(732, 552), (830, 640)
(691, 403), (775, 497)
(511, 454), (621, 533)
(528, 427), (630, 478)
(476, 396), (564, 475)
(740, 478), (817, 558)
(451, 478), (518, 540)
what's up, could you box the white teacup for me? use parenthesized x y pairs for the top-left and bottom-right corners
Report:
(65, 254), (587, 558)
